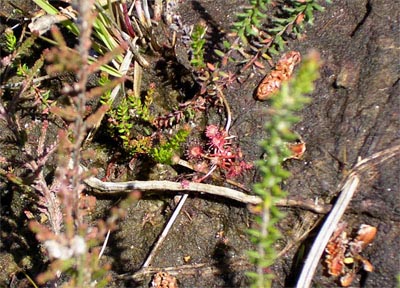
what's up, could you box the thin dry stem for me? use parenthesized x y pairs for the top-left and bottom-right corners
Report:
(83, 173), (261, 204)
(83, 166), (330, 213)
(141, 193), (189, 268)
(119, 257), (252, 281)
(296, 144), (400, 288)
(68, 0), (96, 229)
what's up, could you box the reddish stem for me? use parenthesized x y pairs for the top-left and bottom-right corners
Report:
(122, 2), (136, 38)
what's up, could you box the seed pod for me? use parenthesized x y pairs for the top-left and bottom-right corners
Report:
(255, 51), (301, 101)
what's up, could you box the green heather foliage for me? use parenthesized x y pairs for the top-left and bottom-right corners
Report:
(267, 0), (330, 55)
(101, 80), (188, 163)
(232, 0), (270, 44)
(0, 0), (330, 286)
(248, 51), (320, 288)
(190, 23), (208, 69)
(102, 85), (153, 154)
(1, 31), (38, 71)
(232, 0), (330, 55)
(4, 28), (17, 53)
(151, 128), (190, 165)
(99, 73), (112, 106)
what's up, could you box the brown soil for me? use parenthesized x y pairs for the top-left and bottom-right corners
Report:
(0, 1), (399, 287)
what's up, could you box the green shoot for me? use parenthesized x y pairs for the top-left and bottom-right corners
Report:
(16, 63), (29, 76)
(150, 128), (190, 164)
(248, 51), (320, 288)
(4, 28), (17, 53)
(190, 22), (208, 69)
(232, 0), (270, 44)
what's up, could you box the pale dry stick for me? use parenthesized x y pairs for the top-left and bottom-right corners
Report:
(296, 176), (359, 288)
(142, 0), (153, 29)
(85, 166), (255, 265)
(142, 193), (189, 268)
(98, 229), (111, 260)
(121, 32), (150, 67)
(176, 157), (252, 193)
(277, 198), (331, 214)
(84, 174), (261, 204)
(83, 170), (330, 213)
(0, 75), (54, 90)
(110, 49), (133, 102)
(133, 60), (142, 98)
(296, 144), (400, 288)
(216, 86), (232, 133)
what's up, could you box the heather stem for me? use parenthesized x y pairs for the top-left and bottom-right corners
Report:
(70, 0), (95, 228)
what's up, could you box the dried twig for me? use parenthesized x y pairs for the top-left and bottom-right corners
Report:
(141, 194), (189, 268)
(176, 158), (252, 193)
(296, 144), (400, 288)
(83, 169), (330, 214)
(98, 229), (110, 260)
(0, 74), (54, 90)
(84, 173), (261, 204)
(277, 212), (322, 258)
(276, 198), (331, 214)
(119, 257), (252, 281)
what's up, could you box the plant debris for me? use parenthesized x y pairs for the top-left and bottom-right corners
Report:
(325, 222), (377, 287)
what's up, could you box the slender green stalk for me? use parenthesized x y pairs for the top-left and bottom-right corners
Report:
(248, 51), (320, 288)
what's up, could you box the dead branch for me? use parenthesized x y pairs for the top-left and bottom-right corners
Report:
(83, 166), (331, 214)
(118, 257), (252, 282)
(296, 144), (400, 288)
(84, 174), (261, 204)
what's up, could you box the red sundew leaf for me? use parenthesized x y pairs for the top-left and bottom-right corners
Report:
(180, 179), (190, 189)
(186, 144), (204, 160)
(205, 125), (220, 138)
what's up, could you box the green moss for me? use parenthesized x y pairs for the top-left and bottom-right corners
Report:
(150, 128), (190, 164)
